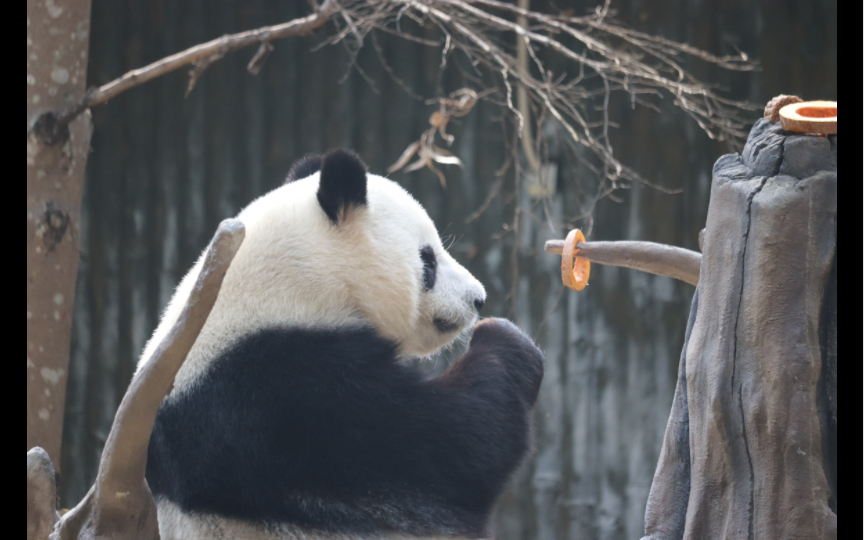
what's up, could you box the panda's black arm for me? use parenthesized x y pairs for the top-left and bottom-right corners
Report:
(422, 318), (545, 505)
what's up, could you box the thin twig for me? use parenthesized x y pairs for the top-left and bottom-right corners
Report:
(247, 41), (275, 75)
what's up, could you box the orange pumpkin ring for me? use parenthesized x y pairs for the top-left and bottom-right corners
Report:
(779, 100), (837, 134)
(561, 229), (590, 291)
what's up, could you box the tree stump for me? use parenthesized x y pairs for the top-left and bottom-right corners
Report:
(642, 119), (837, 539)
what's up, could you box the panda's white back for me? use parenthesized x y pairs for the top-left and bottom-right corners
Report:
(156, 499), (468, 540)
(143, 150), (544, 539)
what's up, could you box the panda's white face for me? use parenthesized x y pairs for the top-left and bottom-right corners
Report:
(326, 170), (486, 357)
(140, 153), (485, 393)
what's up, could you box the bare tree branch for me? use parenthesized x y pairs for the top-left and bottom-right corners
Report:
(348, 0), (757, 225)
(544, 239), (702, 286)
(30, 0), (758, 204)
(30, 0), (340, 142)
(30, 0), (757, 271)
(50, 219), (245, 540)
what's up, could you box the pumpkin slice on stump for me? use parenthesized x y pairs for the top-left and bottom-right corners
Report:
(779, 100), (837, 134)
(561, 229), (590, 291)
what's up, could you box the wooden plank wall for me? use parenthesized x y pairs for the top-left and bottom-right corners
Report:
(59, 0), (836, 538)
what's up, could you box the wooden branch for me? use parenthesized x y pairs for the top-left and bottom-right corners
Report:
(51, 219), (245, 540)
(544, 239), (701, 286)
(31, 0), (338, 142)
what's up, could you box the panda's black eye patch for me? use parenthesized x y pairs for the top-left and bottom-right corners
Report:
(420, 245), (437, 290)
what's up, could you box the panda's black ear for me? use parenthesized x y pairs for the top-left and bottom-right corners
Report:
(317, 149), (368, 224)
(285, 154), (323, 183)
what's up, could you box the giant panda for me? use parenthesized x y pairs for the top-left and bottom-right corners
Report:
(141, 149), (544, 539)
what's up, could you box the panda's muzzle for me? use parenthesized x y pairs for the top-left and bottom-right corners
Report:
(433, 317), (461, 334)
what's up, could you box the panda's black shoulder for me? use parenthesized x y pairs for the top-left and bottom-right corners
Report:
(285, 154), (324, 183)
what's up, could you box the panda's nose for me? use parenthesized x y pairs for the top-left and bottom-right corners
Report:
(473, 297), (485, 312)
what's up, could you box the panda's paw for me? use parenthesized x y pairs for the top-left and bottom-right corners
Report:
(469, 318), (544, 400)
(470, 317), (536, 350)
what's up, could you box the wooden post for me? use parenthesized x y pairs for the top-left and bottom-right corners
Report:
(642, 119), (837, 539)
(27, 0), (93, 469)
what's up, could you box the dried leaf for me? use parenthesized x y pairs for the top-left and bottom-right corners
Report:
(390, 89), (477, 187)
(441, 88), (478, 118)
(437, 126), (455, 144)
(403, 155), (430, 173)
(387, 141), (421, 173)
(429, 111), (449, 128)
(430, 145), (454, 156)
(428, 161), (447, 188)
(423, 145), (463, 167)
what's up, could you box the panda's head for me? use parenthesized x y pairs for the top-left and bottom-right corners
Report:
(142, 150), (485, 388)
(276, 149), (487, 357)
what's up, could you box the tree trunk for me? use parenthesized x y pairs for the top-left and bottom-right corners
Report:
(642, 119), (837, 539)
(27, 0), (93, 469)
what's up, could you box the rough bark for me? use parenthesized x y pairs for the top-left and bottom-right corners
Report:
(642, 119), (837, 539)
(27, 0), (93, 468)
